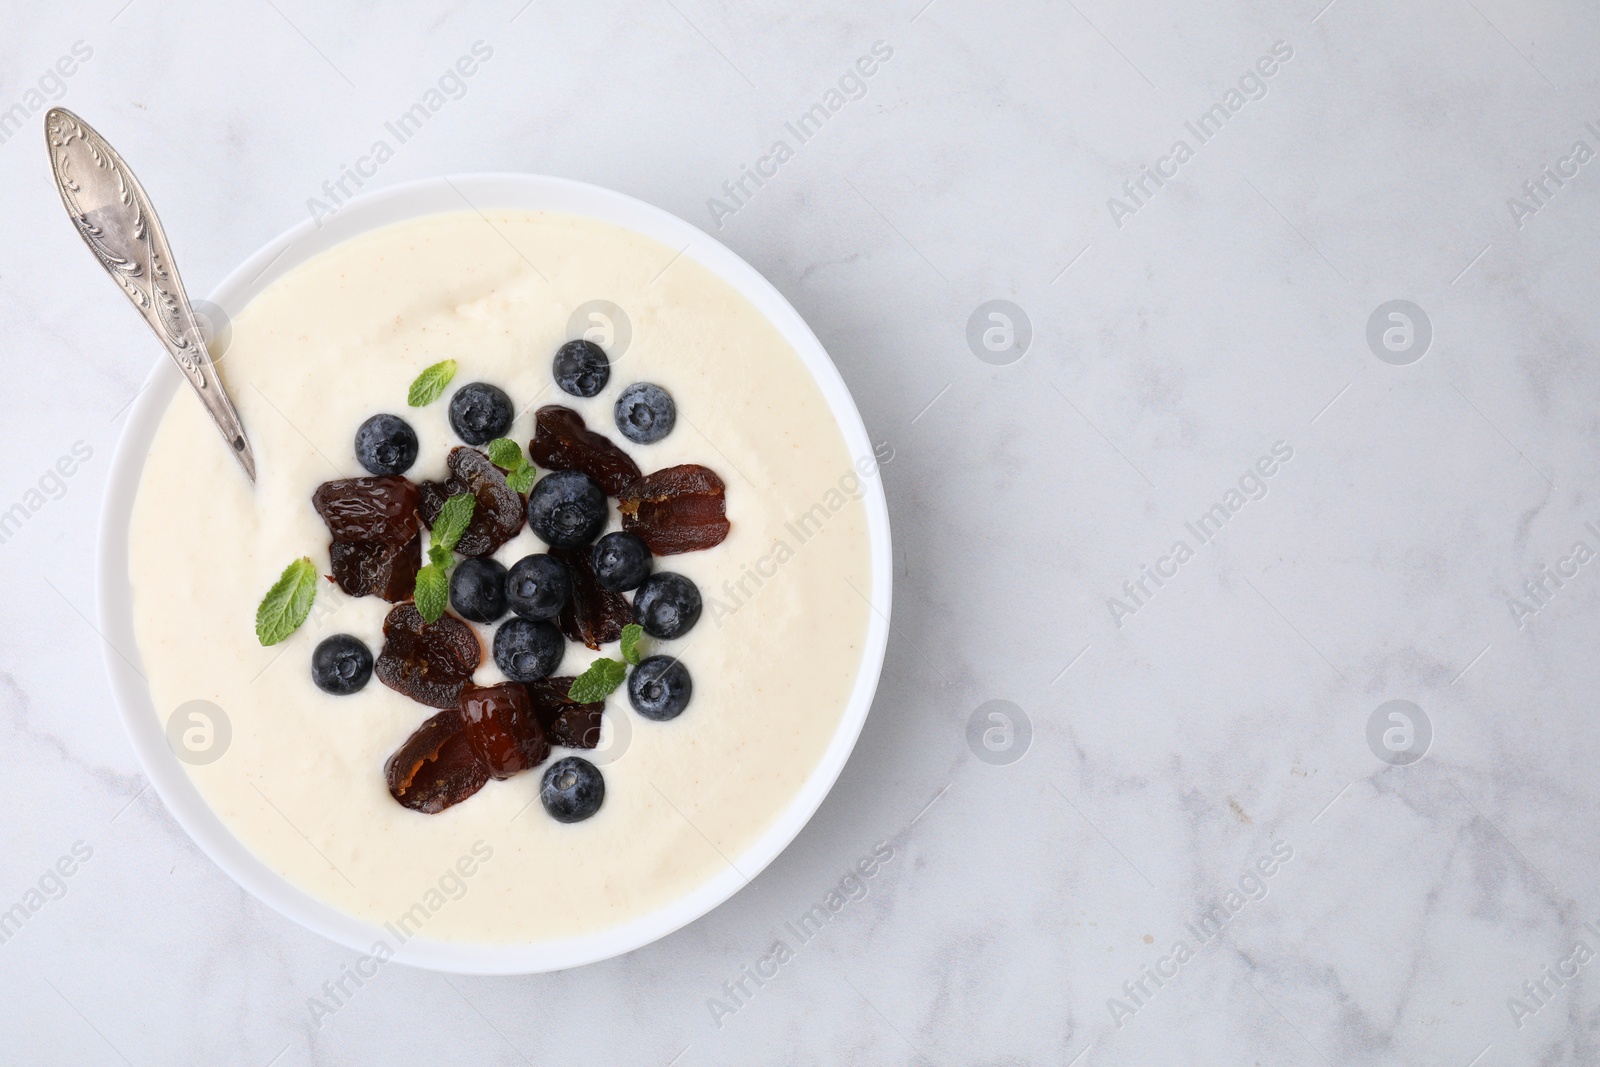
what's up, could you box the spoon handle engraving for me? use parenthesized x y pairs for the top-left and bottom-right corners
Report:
(45, 108), (256, 483)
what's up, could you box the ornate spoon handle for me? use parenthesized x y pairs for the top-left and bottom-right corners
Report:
(45, 108), (256, 483)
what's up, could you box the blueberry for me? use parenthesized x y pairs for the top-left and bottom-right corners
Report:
(311, 634), (373, 695)
(526, 469), (608, 548)
(353, 414), (419, 475)
(449, 557), (508, 623)
(493, 618), (565, 682)
(627, 656), (692, 721)
(540, 756), (605, 822)
(614, 383), (676, 444)
(591, 531), (652, 592)
(552, 340), (610, 398)
(632, 572), (701, 639)
(448, 382), (514, 445)
(505, 553), (571, 620)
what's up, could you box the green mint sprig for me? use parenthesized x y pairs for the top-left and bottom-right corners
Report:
(486, 437), (536, 494)
(619, 622), (644, 666)
(256, 557), (318, 646)
(407, 360), (458, 407)
(568, 624), (646, 701)
(414, 492), (475, 623)
(568, 658), (627, 703)
(430, 492), (475, 560)
(414, 566), (448, 623)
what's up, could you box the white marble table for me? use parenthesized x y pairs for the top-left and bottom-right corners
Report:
(3, 0), (1598, 1063)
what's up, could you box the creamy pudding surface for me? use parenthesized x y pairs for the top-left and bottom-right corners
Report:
(126, 210), (874, 944)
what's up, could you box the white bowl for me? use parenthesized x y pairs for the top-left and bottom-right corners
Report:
(96, 174), (892, 974)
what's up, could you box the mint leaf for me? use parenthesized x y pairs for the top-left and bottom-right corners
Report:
(486, 437), (536, 493)
(431, 492), (476, 553)
(414, 565), (448, 624)
(407, 360), (458, 407)
(486, 437), (523, 470)
(415, 494), (473, 623)
(568, 658), (627, 702)
(505, 465), (536, 494)
(255, 557), (318, 646)
(620, 623), (644, 666)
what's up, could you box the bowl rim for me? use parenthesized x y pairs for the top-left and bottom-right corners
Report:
(95, 173), (893, 974)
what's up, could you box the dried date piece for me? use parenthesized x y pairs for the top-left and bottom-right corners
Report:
(529, 405), (642, 496)
(384, 709), (490, 814)
(329, 534), (421, 601)
(618, 465), (730, 554)
(312, 476), (421, 544)
(374, 604), (482, 708)
(418, 447), (525, 557)
(526, 677), (605, 749)
(549, 546), (632, 650)
(458, 682), (551, 779)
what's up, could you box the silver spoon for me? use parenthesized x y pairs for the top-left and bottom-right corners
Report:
(45, 108), (256, 482)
